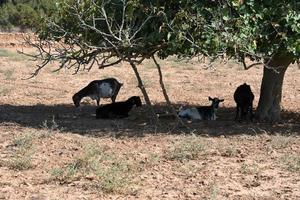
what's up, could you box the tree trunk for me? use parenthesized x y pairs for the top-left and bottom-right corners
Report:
(152, 55), (174, 112)
(129, 61), (157, 121)
(152, 55), (187, 128)
(256, 53), (293, 122)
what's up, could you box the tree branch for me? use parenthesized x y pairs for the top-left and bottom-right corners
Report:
(152, 55), (188, 130)
(241, 57), (263, 70)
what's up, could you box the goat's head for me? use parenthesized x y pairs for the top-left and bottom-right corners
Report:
(129, 96), (142, 107)
(72, 93), (81, 107)
(242, 83), (252, 92)
(208, 97), (224, 109)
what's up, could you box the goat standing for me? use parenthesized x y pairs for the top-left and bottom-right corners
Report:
(234, 83), (254, 121)
(72, 78), (123, 107)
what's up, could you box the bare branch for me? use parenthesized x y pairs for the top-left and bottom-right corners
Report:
(130, 14), (154, 41)
(101, 3), (121, 41)
(119, 0), (127, 39)
(20, 0), (165, 79)
(99, 55), (122, 68)
(160, 11), (201, 50)
(152, 55), (189, 129)
(241, 57), (263, 70)
(100, 59), (122, 68)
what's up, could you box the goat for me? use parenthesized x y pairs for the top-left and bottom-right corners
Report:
(96, 96), (142, 119)
(178, 97), (224, 121)
(234, 83), (254, 121)
(72, 78), (123, 107)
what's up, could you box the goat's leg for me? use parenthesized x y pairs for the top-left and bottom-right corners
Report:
(235, 106), (240, 121)
(241, 109), (246, 121)
(212, 113), (217, 120)
(96, 98), (100, 106)
(111, 95), (116, 103)
(249, 104), (254, 121)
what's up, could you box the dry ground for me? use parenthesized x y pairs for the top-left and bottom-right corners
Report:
(0, 33), (299, 200)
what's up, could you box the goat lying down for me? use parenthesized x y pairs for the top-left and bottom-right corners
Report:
(72, 78), (123, 107)
(96, 96), (142, 119)
(178, 97), (224, 121)
(234, 83), (254, 121)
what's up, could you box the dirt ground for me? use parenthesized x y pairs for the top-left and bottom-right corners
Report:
(0, 33), (299, 200)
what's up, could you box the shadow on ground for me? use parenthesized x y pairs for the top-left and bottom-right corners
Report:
(0, 103), (299, 137)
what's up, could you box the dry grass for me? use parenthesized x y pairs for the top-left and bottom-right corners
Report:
(0, 34), (299, 199)
(269, 134), (294, 149)
(49, 143), (133, 193)
(0, 48), (27, 61)
(278, 154), (300, 172)
(1, 69), (15, 80)
(166, 135), (206, 161)
(0, 87), (11, 96)
(6, 133), (35, 170)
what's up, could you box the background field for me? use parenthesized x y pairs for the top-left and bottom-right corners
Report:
(0, 33), (299, 199)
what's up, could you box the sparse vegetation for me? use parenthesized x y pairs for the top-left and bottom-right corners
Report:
(269, 134), (293, 149)
(167, 136), (206, 162)
(12, 133), (33, 149)
(7, 134), (35, 171)
(49, 143), (132, 193)
(216, 141), (240, 157)
(0, 49), (17, 57)
(49, 144), (102, 181)
(240, 163), (259, 175)
(221, 146), (239, 157)
(96, 159), (131, 193)
(0, 33), (299, 199)
(0, 87), (11, 96)
(7, 152), (33, 170)
(279, 154), (300, 172)
(40, 116), (62, 137)
(3, 69), (14, 80)
(176, 161), (200, 178)
(0, 49), (27, 61)
(49, 167), (64, 180)
(209, 184), (220, 200)
(145, 153), (161, 167)
(142, 78), (154, 88)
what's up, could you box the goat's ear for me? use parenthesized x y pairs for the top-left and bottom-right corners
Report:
(208, 96), (213, 101)
(219, 99), (224, 102)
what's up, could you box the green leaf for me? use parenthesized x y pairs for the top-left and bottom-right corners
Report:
(223, 15), (230, 21)
(167, 32), (172, 41)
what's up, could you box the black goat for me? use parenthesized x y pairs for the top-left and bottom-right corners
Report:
(72, 78), (123, 107)
(234, 83), (254, 121)
(96, 96), (142, 119)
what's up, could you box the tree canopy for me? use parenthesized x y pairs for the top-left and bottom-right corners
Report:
(160, 0), (300, 62)
(22, 0), (300, 122)
(25, 0), (300, 70)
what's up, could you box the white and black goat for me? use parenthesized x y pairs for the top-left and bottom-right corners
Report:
(96, 96), (142, 119)
(178, 97), (224, 121)
(72, 78), (123, 107)
(234, 83), (254, 121)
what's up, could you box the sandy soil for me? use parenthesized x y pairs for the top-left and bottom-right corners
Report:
(0, 33), (299, 200)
